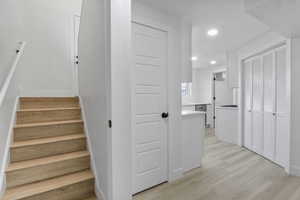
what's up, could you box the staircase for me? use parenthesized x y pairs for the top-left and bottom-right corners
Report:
(3, 97), (97, 200)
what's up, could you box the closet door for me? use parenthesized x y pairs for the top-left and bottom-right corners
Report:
(244, 61), (253, 149)
(263, 52), (276, 160)
(252, 57), (264, 154)
(275, 47), (289, 167)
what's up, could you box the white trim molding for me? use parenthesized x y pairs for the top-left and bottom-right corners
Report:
(0, 98), (19, 197)
(290, 165), (300, 176)
(169, 168), (184, 182)
(78, 96), (105, 200)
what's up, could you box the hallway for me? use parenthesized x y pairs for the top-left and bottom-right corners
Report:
(134, 130), (300, 200)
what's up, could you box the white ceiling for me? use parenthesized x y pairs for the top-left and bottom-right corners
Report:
(245, 0), (300, 38)
(136, 0), (270, 68)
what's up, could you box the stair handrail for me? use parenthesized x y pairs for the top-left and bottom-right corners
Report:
(0, 41), (26, 108)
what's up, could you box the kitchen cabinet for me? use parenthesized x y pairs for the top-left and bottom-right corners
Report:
(215, 106), (239, 145)
(182, 111), (206, 172)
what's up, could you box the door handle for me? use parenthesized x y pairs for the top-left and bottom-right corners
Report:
(161, 112), (169, 119)
(272, 113), (276, 116)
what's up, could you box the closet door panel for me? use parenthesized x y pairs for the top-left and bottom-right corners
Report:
(263, 52), (276, 160)
(275, 47), (289, 167)
(252, 57), (264, 154)
(276, 47), (289, 114)
(243, 61), (253, 149)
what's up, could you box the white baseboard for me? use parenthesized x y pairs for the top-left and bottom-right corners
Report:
(78, 96), (105, 200)
(95, 186), (106, 200)
(290, 165), (300, 176)
(0, 97), (19, 198)
(169, 168), (183, 182)
(0, 175), (5, 199)
(19, 89), (75, 97)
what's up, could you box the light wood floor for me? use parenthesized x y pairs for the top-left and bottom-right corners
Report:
(133, 129), (300, 200)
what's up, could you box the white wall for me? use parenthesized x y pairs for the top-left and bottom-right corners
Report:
(78, 0), (109, 199)
(215, 76), (234, 106)
(0, 0), (23, 88)
(227, 51), (239, 88)
(79, 0), (132, 200)
(18, 0), (82, 96)
(132, 1), (183, 181)
(0, 0), (24, 196)
(192, 66), (227, 104)
(181, 21), (192, 82)
(110, 0), (132, 200)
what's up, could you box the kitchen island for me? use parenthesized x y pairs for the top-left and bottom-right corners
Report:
(181, 110), (206, 172)
(215, 106), (239, 144)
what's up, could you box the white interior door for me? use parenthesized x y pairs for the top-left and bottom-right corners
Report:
(275, 47), (289, 167)
(132, 23), (168, 194)
(263, 52), (276, 160)
(252, 57), (264, 154)
(243, 61), (253, 149)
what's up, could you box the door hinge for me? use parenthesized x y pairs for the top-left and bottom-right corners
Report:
(213, 116), (216, 119)
(213, 97), (216, 100)
(108, 120), (112, 128)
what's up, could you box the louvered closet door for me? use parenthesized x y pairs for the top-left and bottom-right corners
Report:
(244, 61), (253, 149)
(252, 57), (264, 154)
(275, 47), (289, 167)
(263, 52), (276, 161)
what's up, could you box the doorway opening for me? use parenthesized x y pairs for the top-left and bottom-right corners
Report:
(211, 70), (233, 128)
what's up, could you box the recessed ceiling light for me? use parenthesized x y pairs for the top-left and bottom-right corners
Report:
(191, 56), (198, 61)
(210, 60), (217, 65)
(207, 28), (219, 37)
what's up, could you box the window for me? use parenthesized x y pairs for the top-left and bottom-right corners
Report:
(181, 82), (192, 96)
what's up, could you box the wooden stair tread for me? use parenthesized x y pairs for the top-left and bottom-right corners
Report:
(3, 170), (94, 200)
(7, 151), (89, 172)
(18, 107), (81, 112)
(20, 97), (79, 101)
(15, 119), (83, 128)
(11, 134), (85, 148)
(84, 196), (97, 200)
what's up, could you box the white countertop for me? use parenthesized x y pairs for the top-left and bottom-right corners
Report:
(182, 102), (211, 106)
(181, 110), (206, 116)
(216, 106), (239, 110)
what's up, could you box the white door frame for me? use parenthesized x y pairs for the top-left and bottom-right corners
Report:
(238, 40), (291, 173)
(131, 22), (169, 193)
(72, 14), (80, 96)
(131, 18), (181, 190)
(211, 68), (227, 128)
